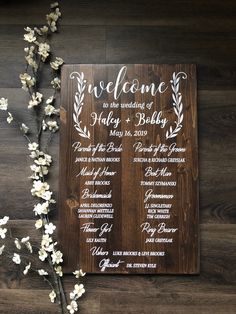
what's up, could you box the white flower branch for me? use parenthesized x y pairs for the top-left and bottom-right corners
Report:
(0, 2), (85, 314)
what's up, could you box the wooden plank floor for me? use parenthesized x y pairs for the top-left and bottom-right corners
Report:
(0, 1), (236, 313)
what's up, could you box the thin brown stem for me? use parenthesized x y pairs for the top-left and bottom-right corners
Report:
(47, 255), (68, 314)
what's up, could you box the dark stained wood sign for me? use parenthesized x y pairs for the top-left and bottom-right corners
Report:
(59, 64), (199, 274)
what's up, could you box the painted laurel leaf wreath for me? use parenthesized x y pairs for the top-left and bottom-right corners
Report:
(70, 70), (186, 140)
(166, 71), (187, 139)
(70, 71), (90, 139)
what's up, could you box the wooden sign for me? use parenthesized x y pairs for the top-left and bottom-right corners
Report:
(59, 64), (199, 274)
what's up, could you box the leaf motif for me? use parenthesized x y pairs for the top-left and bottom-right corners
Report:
(77, 81), (81, 94)
(81, 72), (84, 81)
(178, 95), (182, 105)
(74, 102), (78, 114)
(75, 94), (80, 106)
(80, 93), (84, 103)
(173, 72), (176, 81)
(174, 107), (178, 116)
(179, 114), (183, 124)
(78, 106), (82, 116)
(73, 113), (77, 123)
(79, 132), (88, 138)
(169, 132), (177, 138)
(179, 102), (183, 113)
(166, 130), (169, 138)
(172, 93), (176, 103)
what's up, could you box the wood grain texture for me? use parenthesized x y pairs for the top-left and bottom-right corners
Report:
(0, 0), (236, 313)
(59, 64), (199, 274)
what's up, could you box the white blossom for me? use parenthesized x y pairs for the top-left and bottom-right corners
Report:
(30, 164), (48, 178)
(41, 234), (53, 248)
(45, 223), (56, 235)
(24, 33), (36, 43)
(24, 45), (38, 70)
(0, 216), (9, 226)
(49, 290), (56, 303)
(20, 237), (33, 253)
(69, 291), (76, 300)
(39, 248), (48, 261)
(46, 96), (54, 105)
(44, 242), (55, 253)
(51, 2), (59, 9)
(42, 119), (47, 131)
(67, 301), (78, 314)
(46, 8), (61, 32)
(32, 154), (51, 173)
(25, 241), (33, 253)
(7, 112), (13, 124)
(19, 73), (35, 91)
(38, 43), (50, 62)
(50, 21), (57, 32)
(50, 57), (64, 70)
(29, 150), (39, 158)
(41, 190), (53, 201)
(51, 250), (63, 264)
(25, 55), (38, 71)
(47, 12), (60, 23)
(21, 236), (30, 243)
(31, 180), (51, 199)
(34, 156), (51, 166)
(20, 123), (29, 134)
(55, 8), (61, 17)
(54, 265), (63, 277)
(28, 142), (39, 151)
(44, 153), (52, 165)
(47, 120), (59, 132)
(51, 77), (61, 89)
(38, 269), (48, 276)
(73, 269), (86, 279)
(0, 98), (8, 110)
(34, 158), (47, 166)
(0, 228), (7, 239)
(34, 27), (42, 35)
(40, 26), (49, 33)
(74, 284), (85, 298)
(14, 238), (22, 250)
(33, 180), (50, 192)
(28, 92), (43, 108)
(0, 245), (5, 255)
(24, 27), (36, 43)
(35, 219), (43, 229)
(12, 253), (21, 264)
(45, 104), (60, 116)
(23, 262), (31, 275)
(33, 202), (49, 215)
